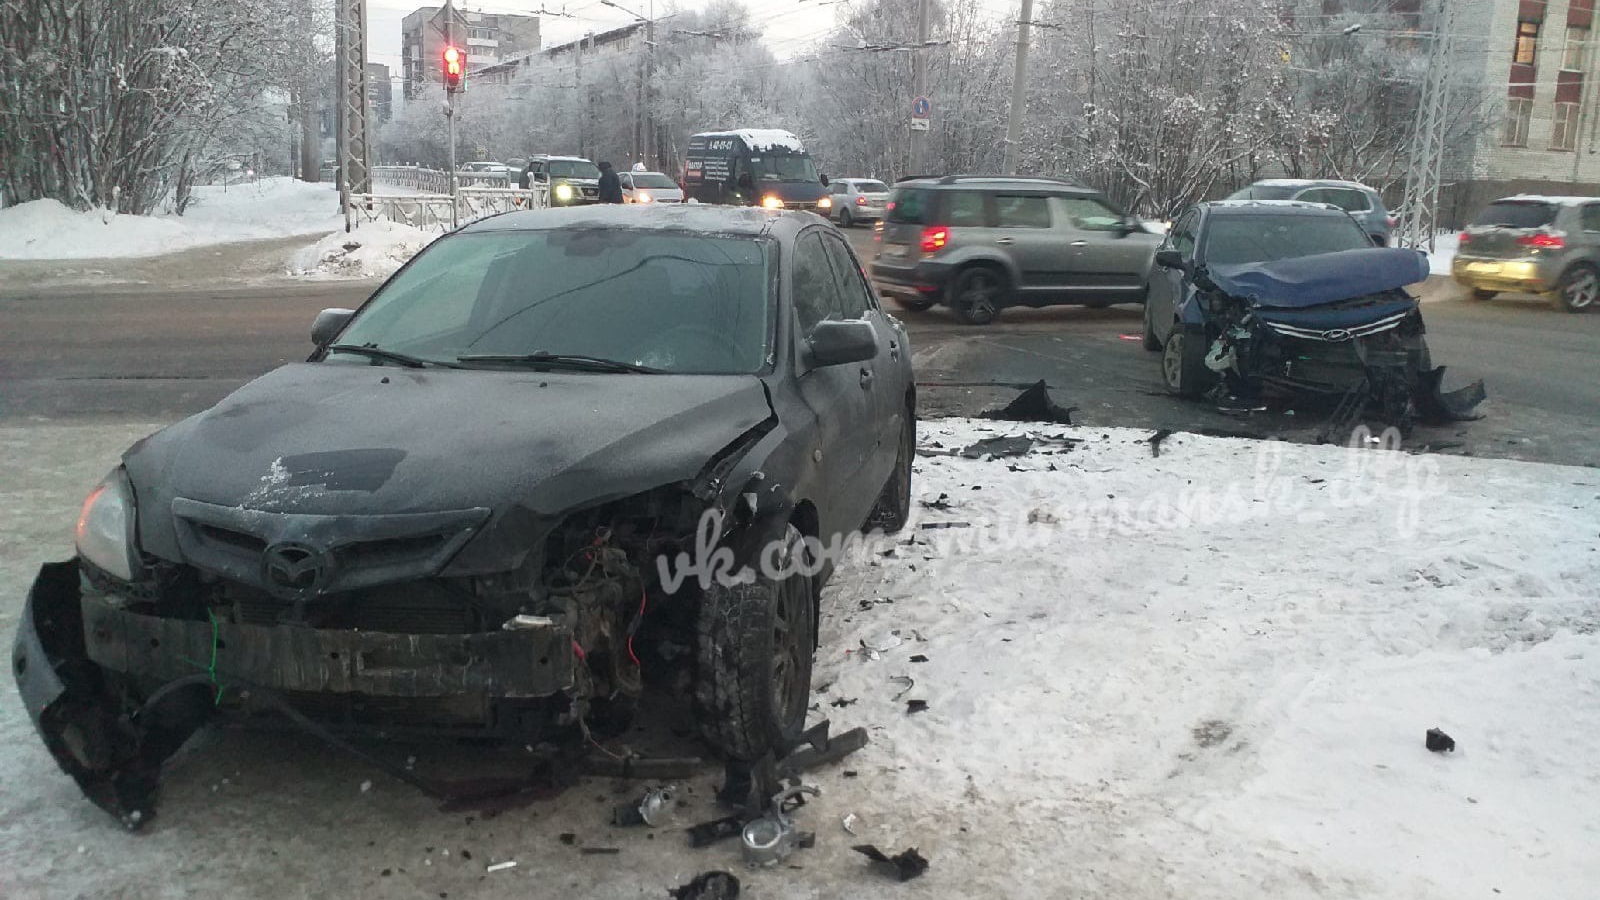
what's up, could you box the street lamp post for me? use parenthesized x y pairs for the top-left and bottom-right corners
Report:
(602, 0), (656, 168)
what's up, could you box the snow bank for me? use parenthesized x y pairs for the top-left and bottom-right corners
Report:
(1427, 231), (1460, 275)
(288, 220), (439, 279)
(0, 178), (341, 260)
(816, 419), (1600, 898)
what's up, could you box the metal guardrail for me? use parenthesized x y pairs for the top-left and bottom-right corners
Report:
(347, 183), (548, 233)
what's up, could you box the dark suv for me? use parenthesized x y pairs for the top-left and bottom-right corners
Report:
(870, 175), (1162, 324)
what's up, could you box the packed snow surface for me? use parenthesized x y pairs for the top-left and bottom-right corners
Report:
(289, 219), (440, 279)
(1, 418), (1596, 899)
(731, 128), (806, 153)
(0, 178), (341, 260)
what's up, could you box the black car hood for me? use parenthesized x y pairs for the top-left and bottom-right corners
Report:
(1207, 248), (1429, 308)
(124, 363), (775, 522)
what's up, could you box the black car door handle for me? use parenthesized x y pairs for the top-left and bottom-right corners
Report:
(859, 368), (874, 389)
(995, 237), (1015, 245)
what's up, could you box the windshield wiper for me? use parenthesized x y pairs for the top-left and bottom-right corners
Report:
(327, 344), (451, 369)
(456, 352), (662, 373)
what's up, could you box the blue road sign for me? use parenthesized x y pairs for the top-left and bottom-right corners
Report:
(912, 96), (931, 118)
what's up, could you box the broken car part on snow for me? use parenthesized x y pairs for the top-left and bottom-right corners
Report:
(853, 844), (930, 882)
(1426, 728), (1457, 753)
(10, 207), (912, 829)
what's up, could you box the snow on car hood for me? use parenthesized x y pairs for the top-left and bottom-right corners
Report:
(123, 363), (775, 535)
(1206, 248), (1429, 308)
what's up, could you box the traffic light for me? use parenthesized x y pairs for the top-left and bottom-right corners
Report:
(442, 45), (464, 93)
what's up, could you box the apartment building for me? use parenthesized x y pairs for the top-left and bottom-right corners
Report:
(473, 21), (648, 86)
(400, 6), (541, 99)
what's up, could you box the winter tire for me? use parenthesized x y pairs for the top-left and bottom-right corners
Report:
(1141, 300), (1162, 351)
(694, 524), (815, 761)
(951, 267), (1005, 325)
(1470, 289), (1497, 302)
(891, 294), (937, 312)
(1161, 326), (1214, 399)
(1556, 264), (1598, 313)
(866, 410), (914, 533)
(838, 207), (854, 228)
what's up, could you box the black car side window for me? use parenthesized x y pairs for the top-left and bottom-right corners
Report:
(1582, 204), (1600, 232)
(793, 231), (844, 332)
(1169, 212), (1199, 259)
(820, 232), (876, 318)
(946, 191), (988, 226)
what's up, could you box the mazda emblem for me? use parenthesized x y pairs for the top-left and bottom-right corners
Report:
(1323, 328), (1354, 342)
(262, 542), (329, 595)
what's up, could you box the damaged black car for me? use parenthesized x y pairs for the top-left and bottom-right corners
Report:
(12, 205), (915, 829)
(1143, 200), (1484, 429)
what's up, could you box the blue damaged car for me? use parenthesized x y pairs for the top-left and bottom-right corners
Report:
(1142, 200), (1484, 429)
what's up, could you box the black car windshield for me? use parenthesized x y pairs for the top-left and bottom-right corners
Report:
(332, 230), (772, 374)
(1202, 214), (1373, 267)
(745, 154), (819, 182)
(631, 173), (679, 189)
(550, 160), (600, 180)
(1471, 201), (1558, 229)
(1226, 185), (1298, 201)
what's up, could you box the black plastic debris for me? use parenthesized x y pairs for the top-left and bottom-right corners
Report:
(920, 493), (953, 510)
(960, 435), (1035, 459)
(920, 522), (971, 530)
(580, 847), (621, 855)
(830, 697), (857, 708)
(669, 871), (741, 900)
(909, 655), (929, 663)
(853, 845), (930, 882)
(983, 380), (1077, 425)
(1415, 370), (1487, 423)
(1426, 728), (1456, 753)
(687, 816), (745, 849)
(558, 833), (577, 845)
(1148, 428), (1174, 458)
(906, 700), (929, 715)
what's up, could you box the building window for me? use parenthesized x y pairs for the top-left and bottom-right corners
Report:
(1515, 20), (1540, 66)
(1552, 101), (1580, 150)
(1504, 97), (1533, 146)
(1564, 26), (1589, 71)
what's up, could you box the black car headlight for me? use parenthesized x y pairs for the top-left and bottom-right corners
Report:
(76, 469), (140, 580)
(554, 182), (575, 203)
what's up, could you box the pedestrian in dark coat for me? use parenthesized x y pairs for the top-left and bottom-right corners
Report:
(598, 161), (624, 203)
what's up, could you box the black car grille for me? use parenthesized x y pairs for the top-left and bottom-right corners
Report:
(222, 578), (482, 634)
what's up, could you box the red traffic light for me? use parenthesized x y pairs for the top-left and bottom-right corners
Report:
(442, 45), (464, 92)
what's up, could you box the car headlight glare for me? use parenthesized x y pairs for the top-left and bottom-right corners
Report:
(554, 183), (574, 201)
(638, 192), (654, 203)
(761, 195), (784, 210)
(76, 469), (138, 580)
(817, 196), (832, 209)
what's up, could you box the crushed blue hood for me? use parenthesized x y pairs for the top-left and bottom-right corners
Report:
(1207, 248), (1429, 308)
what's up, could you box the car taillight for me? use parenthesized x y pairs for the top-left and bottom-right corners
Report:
(1386, 215), (1398, 228)
(856, 196), (867, 205)
(1457, 232), (1471, 245)
(919, 226), (949, 253)
(1517, 232), (1565, 249)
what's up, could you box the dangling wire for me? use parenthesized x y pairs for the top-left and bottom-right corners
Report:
(179, 607), (227, 705)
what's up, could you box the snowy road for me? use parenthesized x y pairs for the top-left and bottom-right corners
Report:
(2, 419), (1598, 900)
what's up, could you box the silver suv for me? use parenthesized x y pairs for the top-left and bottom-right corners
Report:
(828, 177), (891, 227)
(1452, 195), (1600, 312)
(870, 175), (1161, 324)
(1226, 179), (1395, 246)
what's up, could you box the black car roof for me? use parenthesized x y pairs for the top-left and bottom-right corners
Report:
(458, 204), (815, 238)
(897, 174), (1095, 194)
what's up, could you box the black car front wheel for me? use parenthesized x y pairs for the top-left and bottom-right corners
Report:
(866, 411), (914, 533)
(1161, 326), (1214, 399)
(1556, 264), (1598, 313)
(837, 206), (854, 228)
(694, 524), (815, 761)
(951, 266), (1005, 325)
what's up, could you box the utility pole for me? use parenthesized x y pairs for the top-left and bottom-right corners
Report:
(1397, 0), (1456, 251)
(1002, 0), (1034, 174)
(909, 0), (929, 174)
(334, 0), (372, 231)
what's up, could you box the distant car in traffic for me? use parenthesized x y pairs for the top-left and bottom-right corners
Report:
(828, 178), (891, 227)
(518, 155), (602, 206)
(1451, 194), (1600, 312)
(459, 161), (509, 175)
(1225, 179), (1395, 246)
(870, 175), (1161, 324)
(619, 170), (684, 204)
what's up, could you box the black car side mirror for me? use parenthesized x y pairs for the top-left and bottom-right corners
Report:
(820, 173), (830, 187)
(1119, 216), (1143, 236)
(1154, 249), (1186, 271)
(311, 307), (355, 346)
(807, 320), (878, 367)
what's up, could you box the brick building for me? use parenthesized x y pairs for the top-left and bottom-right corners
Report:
(401, 7), (541, 99)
